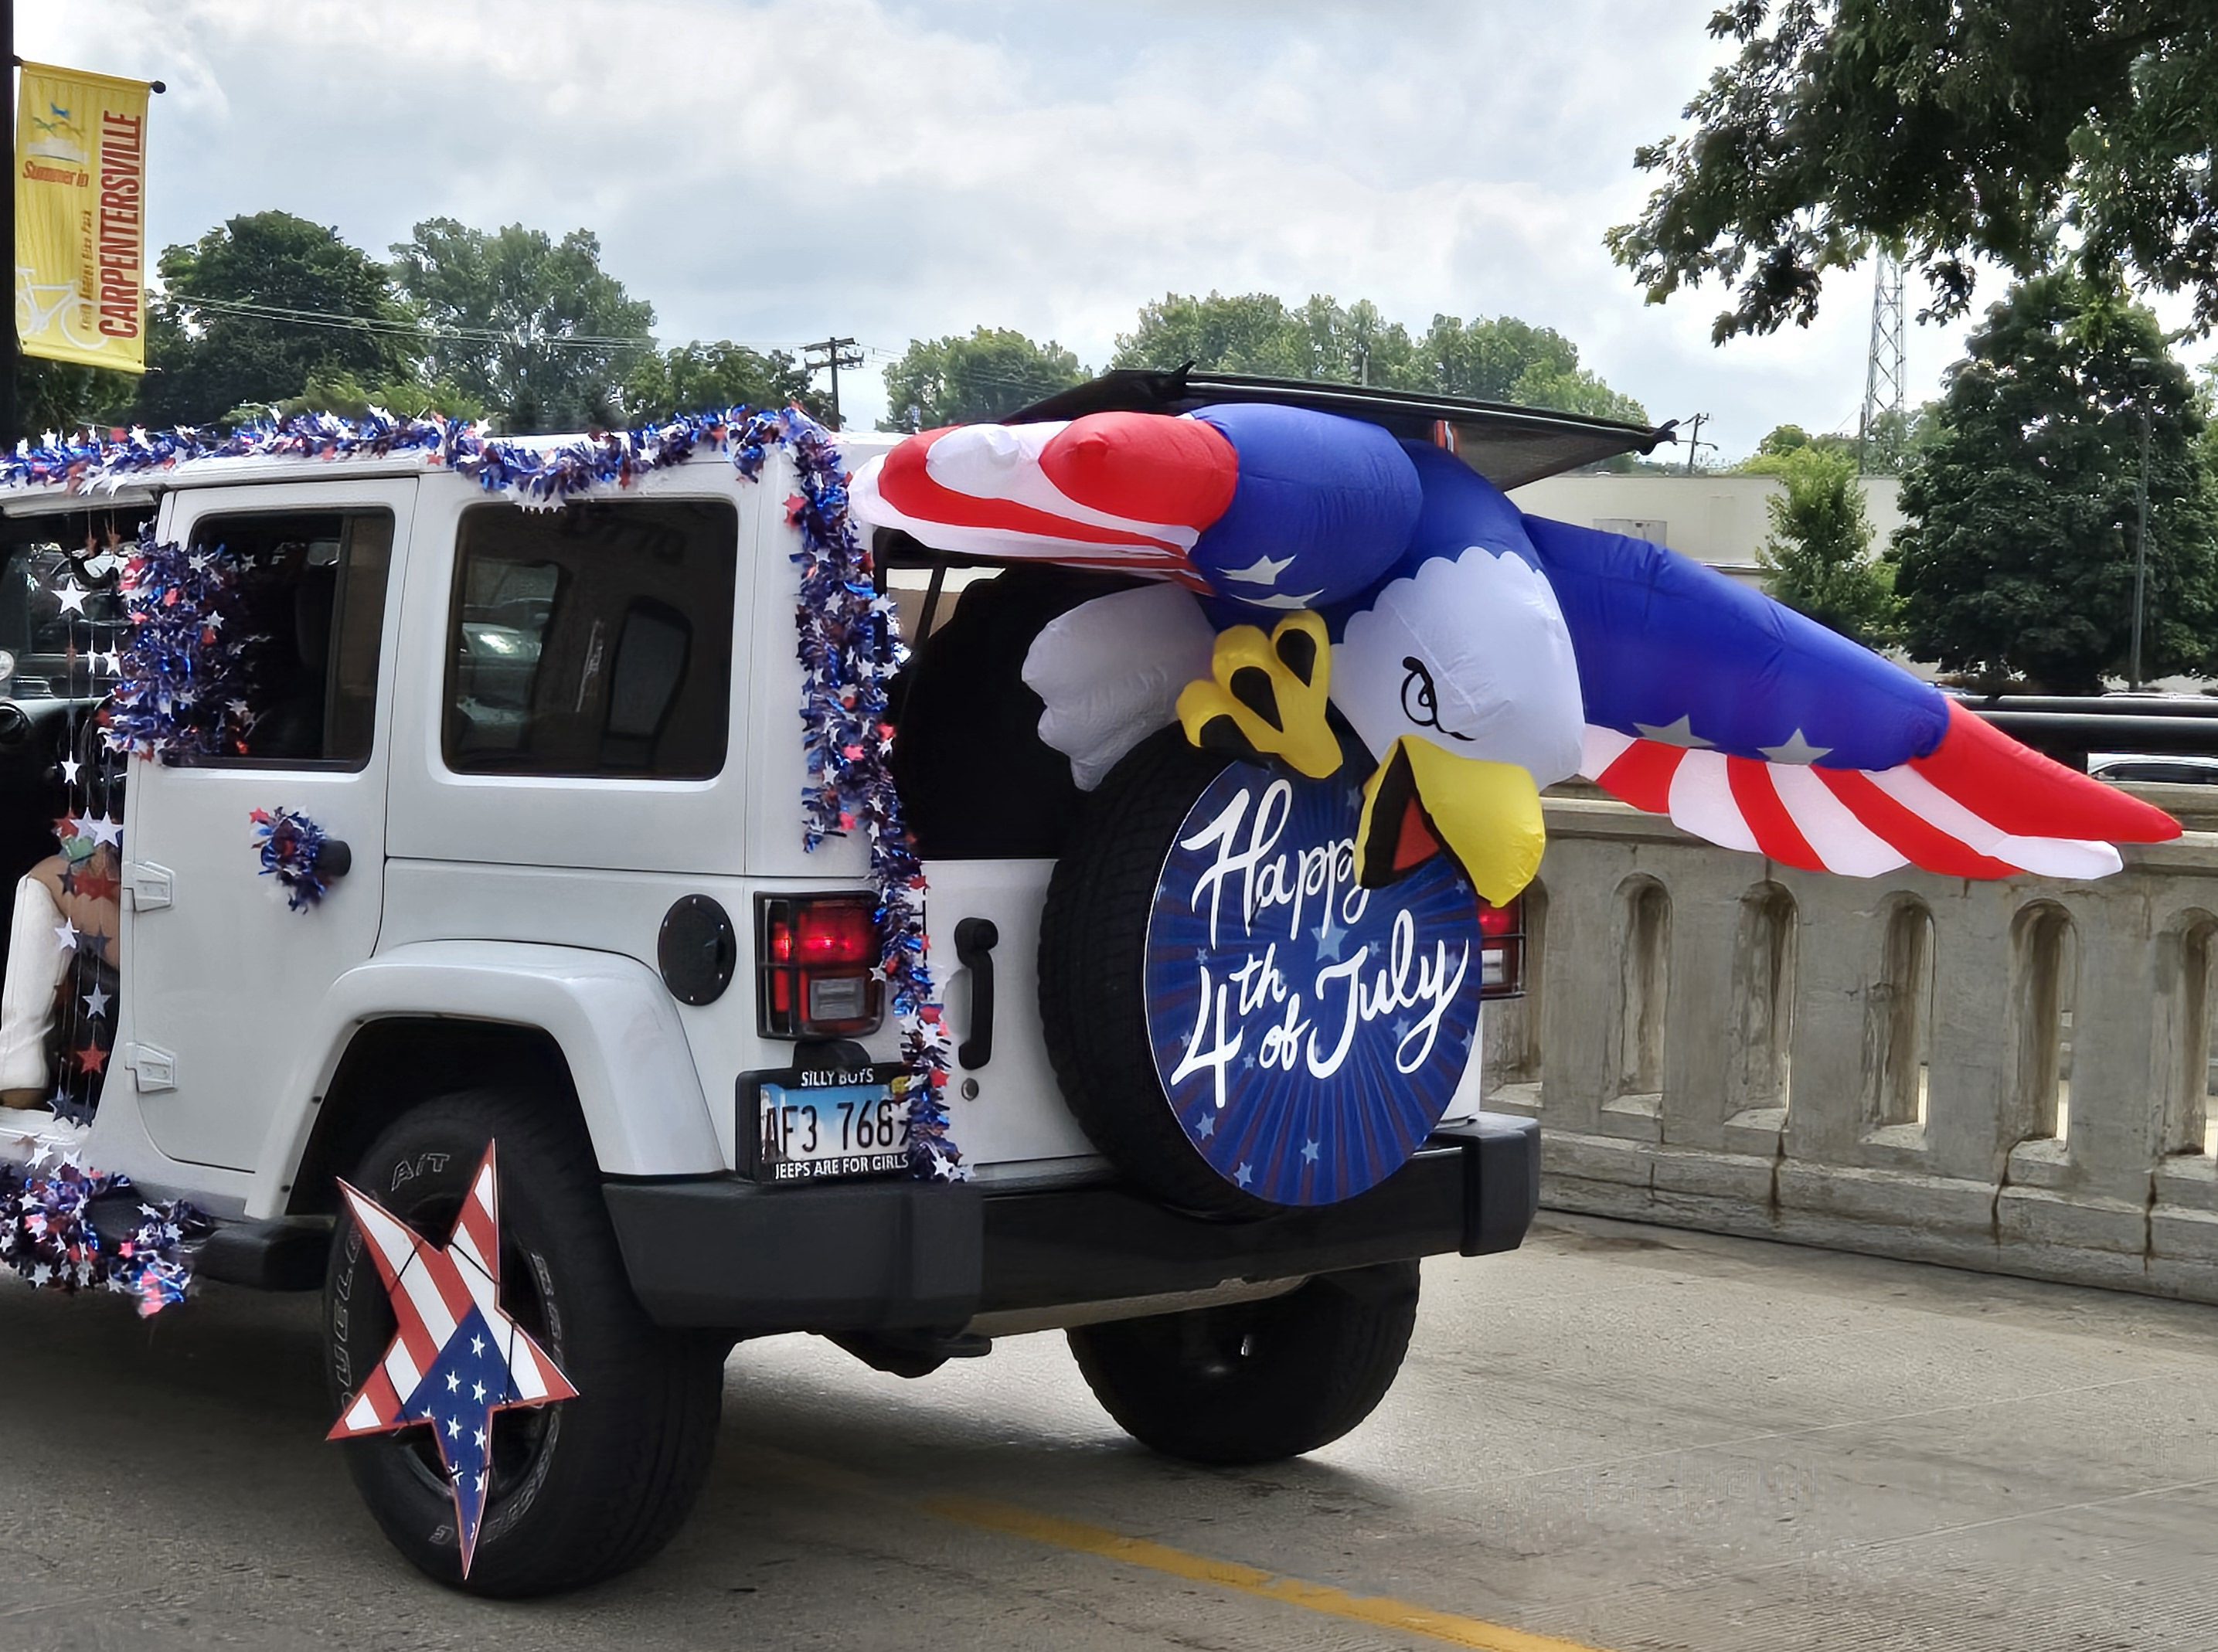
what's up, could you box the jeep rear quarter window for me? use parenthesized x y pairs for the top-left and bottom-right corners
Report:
(444, 498), (737, 779)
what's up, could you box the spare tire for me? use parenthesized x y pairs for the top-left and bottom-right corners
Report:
(1039, 728), (1485, 1216)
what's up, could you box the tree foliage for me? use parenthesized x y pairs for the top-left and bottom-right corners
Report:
(879, 327), (1086, 430)
(1609, 2), (2218, 342)
(273, 368), (487, 425)
(139, 211), (420, 427)
(22, 360), (139, 436)
(1889, 270), (2218, 691)
(1756, 446), (1899, 646)
(1745, 407), (1937, 476)
(624, 341), (822, 423)
(1112, 293), (1647, 423)
(390, 219), (655, 434)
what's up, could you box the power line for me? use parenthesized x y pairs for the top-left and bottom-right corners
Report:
(165, 292), (848, 360)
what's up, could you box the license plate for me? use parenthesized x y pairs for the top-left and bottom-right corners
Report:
(743, 1063), (913, 1183)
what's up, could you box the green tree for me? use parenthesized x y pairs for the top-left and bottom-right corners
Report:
(1889, 270), (2218, 691)
(1506, 362), (1648, 424)
(271, 367), (487, 425)
(624, 341), (822, 423)
(1856, 403), (1941, 476)
(1112, 292), (1313, 379)
(1757, 447), (1899, 646)
(390, 219), (655, 434)
(138, 211), (420, 427)
(1115, 294), (1645, 420)
(879, 327), (1086, 430)
(1609, 2), (2218, 341)
(1422, 314), (1580, 402)
(22, 360), (139, 437)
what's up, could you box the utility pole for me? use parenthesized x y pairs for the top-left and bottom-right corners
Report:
(2131, 399), (2154, 691)
(1682, 412), (1713, 475)
(802, 335), (863, 430)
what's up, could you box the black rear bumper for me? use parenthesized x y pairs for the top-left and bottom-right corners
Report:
(603, 1113), (1539, 1335)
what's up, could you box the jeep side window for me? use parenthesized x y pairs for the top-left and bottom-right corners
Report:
(444, 498), (736, 779)
(182, 510), (393, 768)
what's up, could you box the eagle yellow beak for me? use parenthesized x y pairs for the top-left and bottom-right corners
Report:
(1355, 736), (1546, 904)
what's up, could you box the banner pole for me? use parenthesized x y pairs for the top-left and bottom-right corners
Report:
(4, 2), (18, 450)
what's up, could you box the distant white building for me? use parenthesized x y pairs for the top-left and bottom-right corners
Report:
(1510, 472), (1905, 590)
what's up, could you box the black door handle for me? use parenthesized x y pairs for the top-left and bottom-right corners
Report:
(954, 917), (998, 1069)
(320, 838), (354, 879)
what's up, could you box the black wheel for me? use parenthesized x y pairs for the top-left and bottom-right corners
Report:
(1066, 1262), (1420, 1465)
(323, 1089), (724, 1596)
(1039, 729), (1258, 1216)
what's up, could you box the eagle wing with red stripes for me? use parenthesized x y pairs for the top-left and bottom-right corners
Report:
(1520, 515), (2180, 879)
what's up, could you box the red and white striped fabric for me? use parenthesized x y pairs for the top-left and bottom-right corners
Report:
(850, 412), (1240, 588)
(1580, 701), (2179, 880)
(328, 1144), (575, 1441)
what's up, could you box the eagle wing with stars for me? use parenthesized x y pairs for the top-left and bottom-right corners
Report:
(1522, 515), (2179, 879)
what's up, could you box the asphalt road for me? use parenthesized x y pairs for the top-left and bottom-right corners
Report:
(2, 1212), (2215, 1652)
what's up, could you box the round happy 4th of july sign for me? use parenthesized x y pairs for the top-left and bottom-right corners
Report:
(1143, 756), (1485, 1206)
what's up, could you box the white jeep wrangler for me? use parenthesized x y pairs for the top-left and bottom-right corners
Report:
(0, 375), (1600, 1595)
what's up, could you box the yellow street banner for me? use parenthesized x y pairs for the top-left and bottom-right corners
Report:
(15, 61), (151, 374)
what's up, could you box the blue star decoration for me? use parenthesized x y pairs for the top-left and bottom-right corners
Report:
(326, 1144), (577, 1578)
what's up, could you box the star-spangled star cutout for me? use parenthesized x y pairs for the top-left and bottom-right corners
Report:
(1759, 728), (1834, 764)
(1634, 714), (1713, 749)
(59, 757), (80, 785)
(86, 814), (123, 849)
(327, 1143), (577, 1579)
(52, 579), (90, 616)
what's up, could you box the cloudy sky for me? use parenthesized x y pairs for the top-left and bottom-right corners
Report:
(23, 0), (2141, 456)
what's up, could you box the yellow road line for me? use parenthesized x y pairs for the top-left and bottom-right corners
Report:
(923, 1492), (1616, 1652)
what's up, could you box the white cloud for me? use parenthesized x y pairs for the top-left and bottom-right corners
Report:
(28, 0), (2200, 449)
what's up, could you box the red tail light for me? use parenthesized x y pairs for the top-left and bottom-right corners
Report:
(1478, 896), (1526, 1000)
(757, 893), (883, 1038)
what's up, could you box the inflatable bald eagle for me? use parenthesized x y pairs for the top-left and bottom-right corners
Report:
(853, 401), (2179, 904)
(856, 398), (2181, 1215)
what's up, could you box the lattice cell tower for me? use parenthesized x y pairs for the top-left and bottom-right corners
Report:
(1857, 250), (1907, 473)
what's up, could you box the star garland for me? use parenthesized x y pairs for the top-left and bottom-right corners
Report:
(737, 415), (961, 1180)
(0, 1157), (206, 1316)
(111, 524), (254, 763)
(13, 407), (963, 1177)
(250, 806), (333, 911)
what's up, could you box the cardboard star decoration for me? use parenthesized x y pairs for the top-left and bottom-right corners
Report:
(327, 1144), (577, 1576)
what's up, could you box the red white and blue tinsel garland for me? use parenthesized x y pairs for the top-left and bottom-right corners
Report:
(111, 525), (254, 763)
(0, 1159), (205, 1317)
(739, 416), (961, 1180)
(250, 806), (334, 911)
(26, 406), (962, 1178)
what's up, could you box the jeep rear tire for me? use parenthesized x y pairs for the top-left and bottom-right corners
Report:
(1066, 1262), (1420, 1465)
(1039, 729), (1260, 1216)
(322, 1089), (724, 1596)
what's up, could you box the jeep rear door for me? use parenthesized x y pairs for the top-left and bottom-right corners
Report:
(118, 478), (414, 1171)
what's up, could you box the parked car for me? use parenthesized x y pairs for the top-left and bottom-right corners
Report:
(2089, 753), (2218, 786)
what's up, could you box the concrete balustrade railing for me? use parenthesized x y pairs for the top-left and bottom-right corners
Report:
(1484, 785), (2218, 1303)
